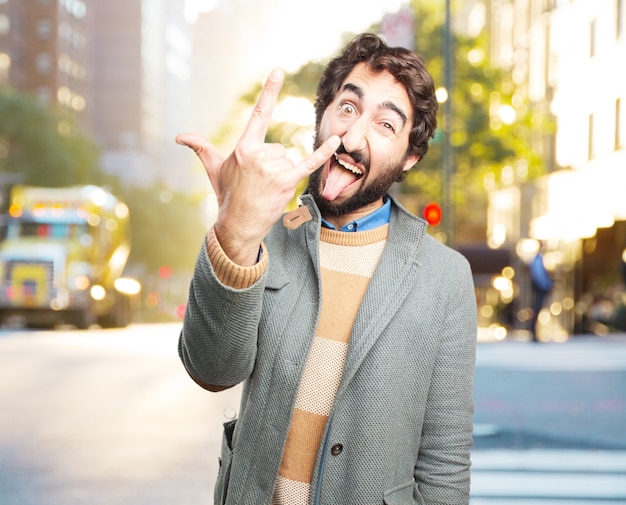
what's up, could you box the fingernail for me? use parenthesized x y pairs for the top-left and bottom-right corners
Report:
(270, 68), (283, 81)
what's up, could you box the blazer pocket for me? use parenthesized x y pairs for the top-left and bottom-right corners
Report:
(383, 479), (422, 505)
(214, 419), (237, 505)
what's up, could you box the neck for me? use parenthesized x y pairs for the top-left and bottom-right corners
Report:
(320, 198), (384, 229)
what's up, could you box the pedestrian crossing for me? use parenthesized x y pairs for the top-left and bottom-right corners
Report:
(470, 449), (626, 504)
(472, 337), (626, 502)
(476, 338), (626, 371)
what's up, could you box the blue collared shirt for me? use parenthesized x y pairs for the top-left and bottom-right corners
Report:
(321, 197), (391, 232)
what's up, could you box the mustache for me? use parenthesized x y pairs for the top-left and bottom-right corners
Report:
(336, 143), (364, 165)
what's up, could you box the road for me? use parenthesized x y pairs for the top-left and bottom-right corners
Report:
(0, 323), (241, 505)
(0, 324), (625, 504)
(471, 337), (626, 504)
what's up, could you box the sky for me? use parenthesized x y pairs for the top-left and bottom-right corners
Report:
(185, 0), (407, 72)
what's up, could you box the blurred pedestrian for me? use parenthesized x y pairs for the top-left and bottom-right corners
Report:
(621, 248), (626, 288)
(176, 33), (477, 505)
(529, 245), (554, 342)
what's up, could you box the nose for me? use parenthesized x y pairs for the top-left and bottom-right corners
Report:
(341, 115), (368, 154)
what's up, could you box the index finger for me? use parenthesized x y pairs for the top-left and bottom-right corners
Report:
(240, 68), (284, 144)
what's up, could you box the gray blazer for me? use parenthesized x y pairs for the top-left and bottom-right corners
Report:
(179, 194), (477, 505)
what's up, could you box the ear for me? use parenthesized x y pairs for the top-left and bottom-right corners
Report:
(402, 154), (420, 172)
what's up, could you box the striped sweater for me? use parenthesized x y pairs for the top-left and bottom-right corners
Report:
(183, 194), (477, 504)
(272, 225), (389, 505)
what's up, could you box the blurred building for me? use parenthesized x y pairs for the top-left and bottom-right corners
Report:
(487, 0), (626, 337)
(189, 3), (249, 141)
(0, 0), (92, 128)
(0, 0), (200, 192)
(91, 0), (197, 191)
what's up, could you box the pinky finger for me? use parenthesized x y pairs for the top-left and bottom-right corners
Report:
(176, 132), (223, 173)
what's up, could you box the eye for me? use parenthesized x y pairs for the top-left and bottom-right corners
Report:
(377, 120), (398, 136)
(381, 121), (396, 133)
(339, 102), (356, 115)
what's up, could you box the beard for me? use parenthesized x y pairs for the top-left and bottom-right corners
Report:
(307, 137), (409, 217)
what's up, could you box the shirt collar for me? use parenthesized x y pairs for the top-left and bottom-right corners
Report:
(321, 197), (391, 232)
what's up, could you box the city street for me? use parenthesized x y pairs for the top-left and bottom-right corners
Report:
(0, 323), (625, 504)
(471, 337), (626, 504)
(0, 323), (240, 505)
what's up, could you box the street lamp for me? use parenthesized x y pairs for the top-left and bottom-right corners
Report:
(442, 0), (454, 246)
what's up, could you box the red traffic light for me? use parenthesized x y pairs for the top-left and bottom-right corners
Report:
(423, 202), (442, 226)
(158, 265), (172, 279)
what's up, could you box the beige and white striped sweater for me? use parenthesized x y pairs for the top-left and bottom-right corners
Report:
(272, 224), (389, 505)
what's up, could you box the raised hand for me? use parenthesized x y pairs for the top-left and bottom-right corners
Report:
(176, 68), (340, 266)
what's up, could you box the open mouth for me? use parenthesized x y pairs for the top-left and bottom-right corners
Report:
(322, 153), (364, 201)
(335, 154), (363, 177)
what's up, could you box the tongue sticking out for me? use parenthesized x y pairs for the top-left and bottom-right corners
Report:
(322, 164), (360, 201)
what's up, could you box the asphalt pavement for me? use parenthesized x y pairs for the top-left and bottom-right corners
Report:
(471, 331), (626, 504)
(0, 325), (624, 504)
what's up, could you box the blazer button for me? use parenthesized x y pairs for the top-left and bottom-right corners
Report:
(331, 443), (343, 456)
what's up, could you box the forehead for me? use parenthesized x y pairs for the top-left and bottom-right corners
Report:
(338, 63), (412, 116)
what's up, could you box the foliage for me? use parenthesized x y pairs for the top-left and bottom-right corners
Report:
(0, 87), (102, 187)
(398, 0), (553, 236)
(283, 61), (328, 100)
(108, 181), (207, 275)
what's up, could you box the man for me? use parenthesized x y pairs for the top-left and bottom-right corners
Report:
(177, 33), (477, 505)
(529, 245), (553, 342)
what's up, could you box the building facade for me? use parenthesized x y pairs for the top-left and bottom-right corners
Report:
(0, 0), (92, 127)
(0, 0), (197, 192)
(488, 0), (626, 337)
(91, 0), (195, 190)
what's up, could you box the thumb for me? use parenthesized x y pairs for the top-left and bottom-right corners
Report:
(176, 132), (223, 174)
(296, 135), (341, 177)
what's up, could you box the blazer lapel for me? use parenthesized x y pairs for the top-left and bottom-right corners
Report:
(339, 203), (427, 391)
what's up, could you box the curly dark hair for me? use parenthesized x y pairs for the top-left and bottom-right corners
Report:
(315, 33), (438, 162)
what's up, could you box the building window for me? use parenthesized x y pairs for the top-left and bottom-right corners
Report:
(0, 14), (9, 36)
(590, 19), (596, 58)
(544, 0), (557, 11)
(37, 86), (52, 105)
(35, 52), (53, 74)
(617, 98), (623, 150)
(588, 113), (595, 159)
(0, 52), (10, 84)
(36, 19), (53, 40)
(61, 0), (87, 19)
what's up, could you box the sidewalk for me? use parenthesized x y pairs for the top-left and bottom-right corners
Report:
(477, 325), (626, 344)
(470, 448), (626, 504)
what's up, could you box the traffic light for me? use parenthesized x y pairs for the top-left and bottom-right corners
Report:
(158, 265), (172, 279)
(423, 202), (442, 226)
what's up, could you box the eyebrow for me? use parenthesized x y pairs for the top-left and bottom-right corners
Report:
(341, 82), (408, 127)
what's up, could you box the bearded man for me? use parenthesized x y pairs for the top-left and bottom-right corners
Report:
(177, 33), (477, 505)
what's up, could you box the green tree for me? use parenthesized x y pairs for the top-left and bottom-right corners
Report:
(112, 183), (207, 275)
(397, 0), (551, 240)
(0, 87), (103, 186)
(106, 181), (208, 322)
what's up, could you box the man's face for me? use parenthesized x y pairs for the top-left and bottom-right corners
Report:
(309, 62), (419, 218)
